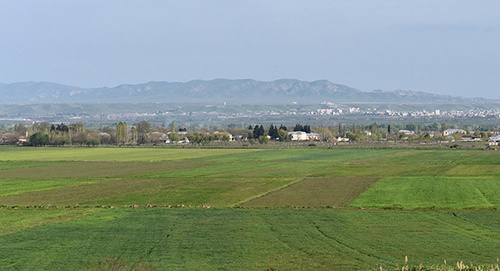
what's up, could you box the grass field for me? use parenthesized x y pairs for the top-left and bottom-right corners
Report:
(350, 176), (500, 209)
(0, 209), (498, 270)
(0, 146), (498, 270)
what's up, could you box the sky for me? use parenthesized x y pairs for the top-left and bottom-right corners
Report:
(1, 1), (499, 99)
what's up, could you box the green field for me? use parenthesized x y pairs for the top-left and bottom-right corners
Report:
(351, 176), (500, 209)
(0, 146), (498, 270)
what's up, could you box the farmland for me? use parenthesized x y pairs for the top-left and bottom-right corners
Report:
(0, 146), (498, 270)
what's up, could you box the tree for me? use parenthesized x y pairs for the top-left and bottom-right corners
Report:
(171, 121), (176, 133)
(168, 133), (180, 142)
(371, 123), (378, 134)
(14, 123), (27, 135)
(136, 121), (151, 144)
(56, 123), (69, 132)
(253, 125), (263, 139)
(246, 125), (254, 139)
(71, 132), (89, 145)
(304, 125), (311, 133)
(129, 127), (138, 144)
(268, 125), (278, 139)
(479, 131), (488, 141)
(432, 133), (443, 142)
(421, 133), (431, 143)
(32, 122), (51, 133)
(187, 134), (197, 144)
(2, 133), (18, 144)
(29, 132), (49, 146)
(316, 127), (333, 141)
(116, 122), (128, 144)
(220, 134), (231, 142)
(346, 131), (360, 142)
(137, 121), (151, 134)
(69, 122), (85, 133)
(87, 138), (100, 147)
(277, 129), (288, 142)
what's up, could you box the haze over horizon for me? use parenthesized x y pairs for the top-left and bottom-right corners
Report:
(1, 1), (499, 99)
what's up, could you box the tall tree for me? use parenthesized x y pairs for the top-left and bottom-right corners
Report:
(69, 122), (85, 133)
(14, 123), (27, 135)
(268, 125), (278, 139)
(116, 122), (128, 144)
(129, 126), (138, 144)
(253, 125), (260, 139)
(304, 125), (311, 133)
(371, 123), (377, 134)
(136, 120), (151, 144)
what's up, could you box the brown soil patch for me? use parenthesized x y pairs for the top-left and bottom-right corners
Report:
(242, 177), (380, 207)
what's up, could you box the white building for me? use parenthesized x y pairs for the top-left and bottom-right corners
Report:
(288, 131), (307, 141)
(288, 131), (321, 141)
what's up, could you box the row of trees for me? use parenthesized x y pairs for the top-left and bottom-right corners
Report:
(0, 121), (496, 146)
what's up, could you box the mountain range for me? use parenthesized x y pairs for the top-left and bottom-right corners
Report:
(0, 79), (490, 105)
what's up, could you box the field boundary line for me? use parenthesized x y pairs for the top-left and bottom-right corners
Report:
(309, 219), (387, 263)
(473, 187), (493, 207)
(229, 178), (305, 207)
(451, 212), (500, 233)
(0, 209), (98, 235)
(133, 219), (177, 268)
(347, 177), (383, 207)
(421, 212), (500, 241)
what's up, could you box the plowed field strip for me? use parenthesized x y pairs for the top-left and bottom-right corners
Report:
(242, 177), (380, 207)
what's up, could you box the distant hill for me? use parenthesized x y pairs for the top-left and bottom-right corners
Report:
(0, 79), (490, 104)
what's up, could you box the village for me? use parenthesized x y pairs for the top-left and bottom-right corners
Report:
(1, 120), (500, 148)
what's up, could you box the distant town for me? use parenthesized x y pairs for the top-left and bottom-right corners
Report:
(2, 103), (499, 127)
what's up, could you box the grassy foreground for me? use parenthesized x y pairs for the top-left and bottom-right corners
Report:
(0, 146), (498, 270)
(0, 209), (498, 270)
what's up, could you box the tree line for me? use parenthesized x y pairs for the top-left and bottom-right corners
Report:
(0, 121), (496, 146)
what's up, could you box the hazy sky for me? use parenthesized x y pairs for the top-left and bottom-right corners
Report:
(1, 1), (499, 99)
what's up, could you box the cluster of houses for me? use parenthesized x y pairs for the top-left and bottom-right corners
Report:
(489, 135), (500, 146)
(262, 128), (500, 143)
(441, 128), (500, 144)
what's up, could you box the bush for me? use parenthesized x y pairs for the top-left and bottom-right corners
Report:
(258, 136), (270, 144)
